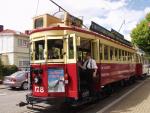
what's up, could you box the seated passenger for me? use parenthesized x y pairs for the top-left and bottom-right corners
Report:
(48, 48), (54, 59)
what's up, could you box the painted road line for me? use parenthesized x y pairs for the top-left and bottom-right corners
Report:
(97, 81), (145, 113)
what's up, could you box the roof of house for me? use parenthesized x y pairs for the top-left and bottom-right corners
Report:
(0, 29), (29, 37)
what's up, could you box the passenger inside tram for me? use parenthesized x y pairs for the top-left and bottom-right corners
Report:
(47, 39), (63, 59)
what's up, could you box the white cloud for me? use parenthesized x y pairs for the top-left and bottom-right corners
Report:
(0, 0), (149, 42)
(144, 7), (150, 14)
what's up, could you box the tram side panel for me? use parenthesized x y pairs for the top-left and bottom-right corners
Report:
(136, 63), (143, 77)
(100, 63), (136, 86)
(66, 63), (78, 98)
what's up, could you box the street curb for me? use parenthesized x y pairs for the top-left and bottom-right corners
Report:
(0, 84), (6, 89)
(0, 87), (5, 89)
(97, 80), (145, 113)
(0, 80), (6, 89)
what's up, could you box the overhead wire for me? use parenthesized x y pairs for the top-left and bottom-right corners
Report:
(118, 0), (136, 32)
(48, 0), (88, 29)
(35, 0), (40, 16)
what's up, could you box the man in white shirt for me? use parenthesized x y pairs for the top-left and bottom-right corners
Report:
(78, 52), (98, 97)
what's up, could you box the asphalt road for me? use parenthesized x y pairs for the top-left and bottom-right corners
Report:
(0, 79), (145, 113)
(0, 87), (29, 113)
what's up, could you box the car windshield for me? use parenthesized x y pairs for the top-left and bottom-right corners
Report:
(10, 71), (25, 77)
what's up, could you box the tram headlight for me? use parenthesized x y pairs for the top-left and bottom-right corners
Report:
(34, 75), (42, 84)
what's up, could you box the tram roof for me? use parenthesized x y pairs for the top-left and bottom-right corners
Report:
(30, 26), (135, 51)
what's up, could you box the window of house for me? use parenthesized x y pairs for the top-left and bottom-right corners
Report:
(18, 39), (28, 47)
(19, 60), (29, 67)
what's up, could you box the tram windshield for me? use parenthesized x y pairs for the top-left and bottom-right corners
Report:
(35, 40), (45, 60)
(34, 39), (64, 61)
(47, 39), (63, 59)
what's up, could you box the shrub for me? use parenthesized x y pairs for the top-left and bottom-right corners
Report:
(2, 65), (18, 76)
(0, 59), (3, 79)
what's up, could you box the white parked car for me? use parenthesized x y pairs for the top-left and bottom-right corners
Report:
(3, 71), (30, 90)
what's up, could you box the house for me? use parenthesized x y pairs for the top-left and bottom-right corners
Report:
(0, 25), (30, 70)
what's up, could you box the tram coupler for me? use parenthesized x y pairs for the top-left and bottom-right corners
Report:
(18, 101), (29, 107)
(17, 94), (38, 107)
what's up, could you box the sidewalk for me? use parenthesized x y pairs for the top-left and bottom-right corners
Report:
(0, 80), (7, 89)
(104, 77), (150, 113)
(0, 84), (6, 89)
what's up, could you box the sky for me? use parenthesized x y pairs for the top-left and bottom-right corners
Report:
(0, 0), (150, 41)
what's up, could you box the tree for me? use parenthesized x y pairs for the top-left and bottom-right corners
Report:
(0, 58), (3, 79)
(131, 13), (150, 54)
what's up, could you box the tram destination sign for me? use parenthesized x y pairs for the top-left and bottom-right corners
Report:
(111, 29), (124, 39)
(90, 21), (132, 47)
(90, 21), (115, 39)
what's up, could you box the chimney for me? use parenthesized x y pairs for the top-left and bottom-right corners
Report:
(0, 25), (3, 32)
(25, 30), (30, 35)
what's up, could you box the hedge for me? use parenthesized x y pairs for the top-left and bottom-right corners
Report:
(2, 65), (18, 77)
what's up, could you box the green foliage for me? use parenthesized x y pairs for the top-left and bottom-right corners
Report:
(0, 59), (3, 79)
(0, 59), (18, 80)
(131, 13), (150, 54)
(2, 65), (18, 76)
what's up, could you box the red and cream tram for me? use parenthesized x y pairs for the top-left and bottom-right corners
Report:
(23, 12), (145, 106)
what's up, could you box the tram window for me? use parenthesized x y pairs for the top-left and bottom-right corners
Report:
(80, 39), (91, 51)
(128, 53), (132, 61)
(110, 47), (114, 60)
(47, 39), (63, 59)
(133, 54), (136, 62)
(34, 18), (43, 29)
(104, 45), (108, 60)
(30, 42), (33, 61)
(92, 42), (98, 60)
(131, 53), (134, 62)
(136, 54), (138, 63)
(99, 44), (103, 60)
(127, 52), (129, 61)
(115, 48), (118, 61)
(68, 37), (74, 59)
(35, 40), (45, 60)
(124, 51), (127, 61)
(122, 50), (125, 61)
(77, 39), (91, 61)
(119, 49), (121, 61)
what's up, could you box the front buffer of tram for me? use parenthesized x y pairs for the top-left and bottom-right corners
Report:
(19, 13), (84, 107)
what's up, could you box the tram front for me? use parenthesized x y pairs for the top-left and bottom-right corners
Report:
(28, 28), (79, 104)
(22, 11), (85, 105)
